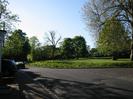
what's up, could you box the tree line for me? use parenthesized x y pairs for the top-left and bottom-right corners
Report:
(0, 0), (132, 61)
(3, 26), (130, 61)
(2, 30), (89, 61)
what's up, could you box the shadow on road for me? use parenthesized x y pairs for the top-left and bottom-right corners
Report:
(23, 71), (133, 99)
(0, 84), (26, 99)
(1, 70), (133, 99)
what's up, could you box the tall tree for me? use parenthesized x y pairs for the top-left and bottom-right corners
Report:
(46, 31), (61, 59)
(29, 36), (40, 61)
(83, 0), (133, 60)
(98, 17), (130, 60)
(73, 36), (88, 58)
(0, 0), (19, 31)
(61, 38), (75, 59)
(29, 36), (40, 49)
(3, 29), (30, 61)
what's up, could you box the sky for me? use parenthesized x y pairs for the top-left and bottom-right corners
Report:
(8, 0), (95, 48)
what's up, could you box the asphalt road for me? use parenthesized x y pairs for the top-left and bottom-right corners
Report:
(0, 68), (133, 99)
(24, 68), (133, 91)
(1, 68), (133, 99)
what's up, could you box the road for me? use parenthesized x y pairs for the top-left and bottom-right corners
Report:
(1, 68), (133, 99)
(24, 68), (133, 90)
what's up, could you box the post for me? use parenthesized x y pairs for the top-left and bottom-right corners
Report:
(0, 30), (6, 73)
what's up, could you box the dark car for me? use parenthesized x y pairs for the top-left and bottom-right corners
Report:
(0, 59), (17, 84)
(16, 61), (26, 69)
(1, 59), (17, 77)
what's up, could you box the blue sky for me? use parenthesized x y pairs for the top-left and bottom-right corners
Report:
(8, 0), (95, 48)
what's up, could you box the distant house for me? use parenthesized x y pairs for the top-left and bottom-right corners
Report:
(0, 30), (6, 72)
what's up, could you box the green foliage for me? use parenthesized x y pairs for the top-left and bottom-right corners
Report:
(41, 45), (61, 60)
(28, 43), (61, 61)
(82, 0), (133, 60)
(28, 35), (88, 61)
(61, 38), (75, 59)
(3, 29), (31, 61)
(61, 36), (88, 59)
(29, 36), (40, 61)
(82, 0), (132, 36)
(27, 59), (133, 69)
(97, 17), (130, 59)
(29, 36), (40, 49)
(41, 45), (56, 59)
(73, 36), (88, 58)
(89, 48), (101, 57)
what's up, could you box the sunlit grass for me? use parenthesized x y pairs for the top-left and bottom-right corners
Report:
(27, 58), (133, 69)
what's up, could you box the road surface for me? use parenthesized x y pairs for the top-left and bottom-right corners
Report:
(24, 67), (133, 90)
(1, 68), (133, 99)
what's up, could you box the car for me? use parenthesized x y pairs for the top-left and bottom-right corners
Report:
(0, 59), (18, 84)
(16, 61), (26, 69)
(1, 59), (17, 77)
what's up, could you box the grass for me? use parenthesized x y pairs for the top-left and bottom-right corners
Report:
(27, 58), (133, 69)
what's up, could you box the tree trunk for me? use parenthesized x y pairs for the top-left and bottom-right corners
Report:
(130, 21), (133, 61)
(112, 51), (118, 60)
(52, 46), (55, 60)
(130, 32), (133, 61)
(130, 47), (133, 61)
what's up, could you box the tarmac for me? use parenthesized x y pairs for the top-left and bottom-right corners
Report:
(0, 68), (133, 99)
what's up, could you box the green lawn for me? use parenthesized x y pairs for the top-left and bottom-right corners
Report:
(27, 58), (133, 69)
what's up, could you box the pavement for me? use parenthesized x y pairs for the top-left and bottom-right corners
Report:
(1, 68), (133, 99)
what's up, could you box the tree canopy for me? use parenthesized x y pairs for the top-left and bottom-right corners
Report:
(61, 36), (88, 59)
(73, 36), (88, 58)
(3, 29), (30, 61)
(61, 38), (75, 59)
(0, 0), (19, 31)
(97, 17), (130, 59)
(82, 0), (133, 60)
(28, 36), (40, 61)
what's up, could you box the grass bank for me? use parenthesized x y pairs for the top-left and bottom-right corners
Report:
(27, 59), (133, 69)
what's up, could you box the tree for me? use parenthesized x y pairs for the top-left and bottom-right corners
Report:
(29, 36), (40, 61)
(23, 38), (31, 60)
(41, 45), (61, 60)
(89, 48), (100, 57)
(73, 36), (88, 59)
(0, 0), (19, 31)
(3, 29), (30, 61)
(29, 36), (62, 61)
(97, 17), (130, 60)
(61, 36), (88, 59)
(29, 36), (40, 49)
(61, 38), (75, 59)
(46, 31), (61, 59)
(83, 0), (133, 60)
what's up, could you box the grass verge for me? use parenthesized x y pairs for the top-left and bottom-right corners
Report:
(27, 59), (133, 69)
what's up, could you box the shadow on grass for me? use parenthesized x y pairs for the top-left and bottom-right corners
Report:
(18, 71), (133, 99)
